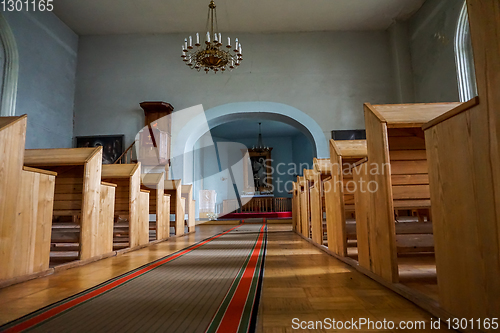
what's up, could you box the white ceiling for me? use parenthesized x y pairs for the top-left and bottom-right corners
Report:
(53, 0), (425, 36)
(210, 120), (302, 140)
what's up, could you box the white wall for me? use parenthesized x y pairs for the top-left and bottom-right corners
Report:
(3, 11), (78, 148)
(73, 31), (397, 148)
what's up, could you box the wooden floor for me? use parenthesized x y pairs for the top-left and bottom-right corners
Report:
(346, 246), (439, 302)
(257, 225), (451, 332)
(1, 223), (451, 332)
(398, 254), (439, 302)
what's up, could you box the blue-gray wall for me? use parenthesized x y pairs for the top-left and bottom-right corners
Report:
(3, 11), (78, 148)
(72, 31), (397, 147)
(292, 135), (314, 176)
(408, 0), (463, 102)
(194, 132), (312, 206)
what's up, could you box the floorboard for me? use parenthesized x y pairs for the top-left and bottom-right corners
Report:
(1, 223), (451, 332)
(257, 225), (451, 332)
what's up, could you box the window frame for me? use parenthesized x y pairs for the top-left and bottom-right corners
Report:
(454, 1), (477, 102)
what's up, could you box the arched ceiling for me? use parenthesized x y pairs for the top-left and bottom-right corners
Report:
(210, 119), (302, 140)
(53, 0), (425, 36)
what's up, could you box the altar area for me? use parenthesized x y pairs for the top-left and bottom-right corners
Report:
(221, 195), (291, 216)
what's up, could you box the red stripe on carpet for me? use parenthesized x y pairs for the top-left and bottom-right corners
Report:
(214, 225), (265, 333)
(4, 225), (242, 333)
(223, 212), (292, 219)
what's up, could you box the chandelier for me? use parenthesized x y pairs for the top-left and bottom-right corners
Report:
(181, 0), (242, 73)
(252, 123), (271, 152)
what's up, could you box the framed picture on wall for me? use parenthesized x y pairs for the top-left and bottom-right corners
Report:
(331, 129), (366, 140)
(76, 135), (124, 164)
(242, 149), (273, 194)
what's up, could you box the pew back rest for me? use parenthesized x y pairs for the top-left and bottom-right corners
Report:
(24, 147), (104, 218)
(0, 115), (28, 232)
(164, 179), (182, 212)
(329, 140), (367, 210)
(97, 181), (116, 256)
(313, 158), (332, 176)
(24, 147), (102, 166)
(137, 189), (150, 246)
(387, 128), (430, 209)
(303, 169), (317, 190)
(141, 172), (165, 214)
(1, 167), (57, 280)
(102, 163), (141, 215)
(181, 184), (194, 210)
(370, 102), (462, 127)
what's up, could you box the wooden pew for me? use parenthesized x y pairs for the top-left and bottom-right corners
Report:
(0, 115), (58, 283)
(48, 180), (116, 266)
(297, 176), (308, 238)
(352, 159), (371, 270)
(163, 194), (171, 236)
(353, 158), (435, 271)
(292, 182), (300, 232)
(363, 102), (461, 283)
(24, 147), (114, 263)
(181, 184), (196, 233)
(138, 189), (150, 246)
(313, 158), (332, 246)
(165, 179), (185, 236)
(101, 163), (142, 250)
(304, 169), (319, 242)
(324, 140), (367, 256)
(418, 0), (500, 320)
(141, 173), (169, 241)
(98, 182), (117, 256)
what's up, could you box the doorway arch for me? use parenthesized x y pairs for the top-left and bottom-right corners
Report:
(0, 13), (18, 117)
(171, 101), (328, 182)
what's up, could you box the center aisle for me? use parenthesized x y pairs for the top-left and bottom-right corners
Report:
(1, 224), (267, 333)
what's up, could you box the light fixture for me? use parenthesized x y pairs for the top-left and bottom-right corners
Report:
(252, 123), (270, 152)
(181, 0), (242, 74)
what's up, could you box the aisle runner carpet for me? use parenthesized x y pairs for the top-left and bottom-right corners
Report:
(1, 224), (267, 333)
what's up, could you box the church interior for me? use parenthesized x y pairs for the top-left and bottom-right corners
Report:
(0, 0), (499, 332)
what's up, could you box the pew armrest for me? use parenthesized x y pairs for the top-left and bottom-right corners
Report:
(23, 166), (57, 177)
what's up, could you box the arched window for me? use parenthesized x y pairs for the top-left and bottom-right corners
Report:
(454, 1), (477, 102)
(0, 36), (4, 109)
(0, 13), (18, 116)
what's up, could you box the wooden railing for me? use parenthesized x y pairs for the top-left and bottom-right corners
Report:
(221, 197), (292, 215)
(114, 142), (136, 164)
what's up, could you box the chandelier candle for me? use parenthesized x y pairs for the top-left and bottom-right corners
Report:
(182, 0), (243, 73)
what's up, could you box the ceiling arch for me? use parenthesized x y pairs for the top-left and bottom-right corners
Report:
(170, 101), (328, 182)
